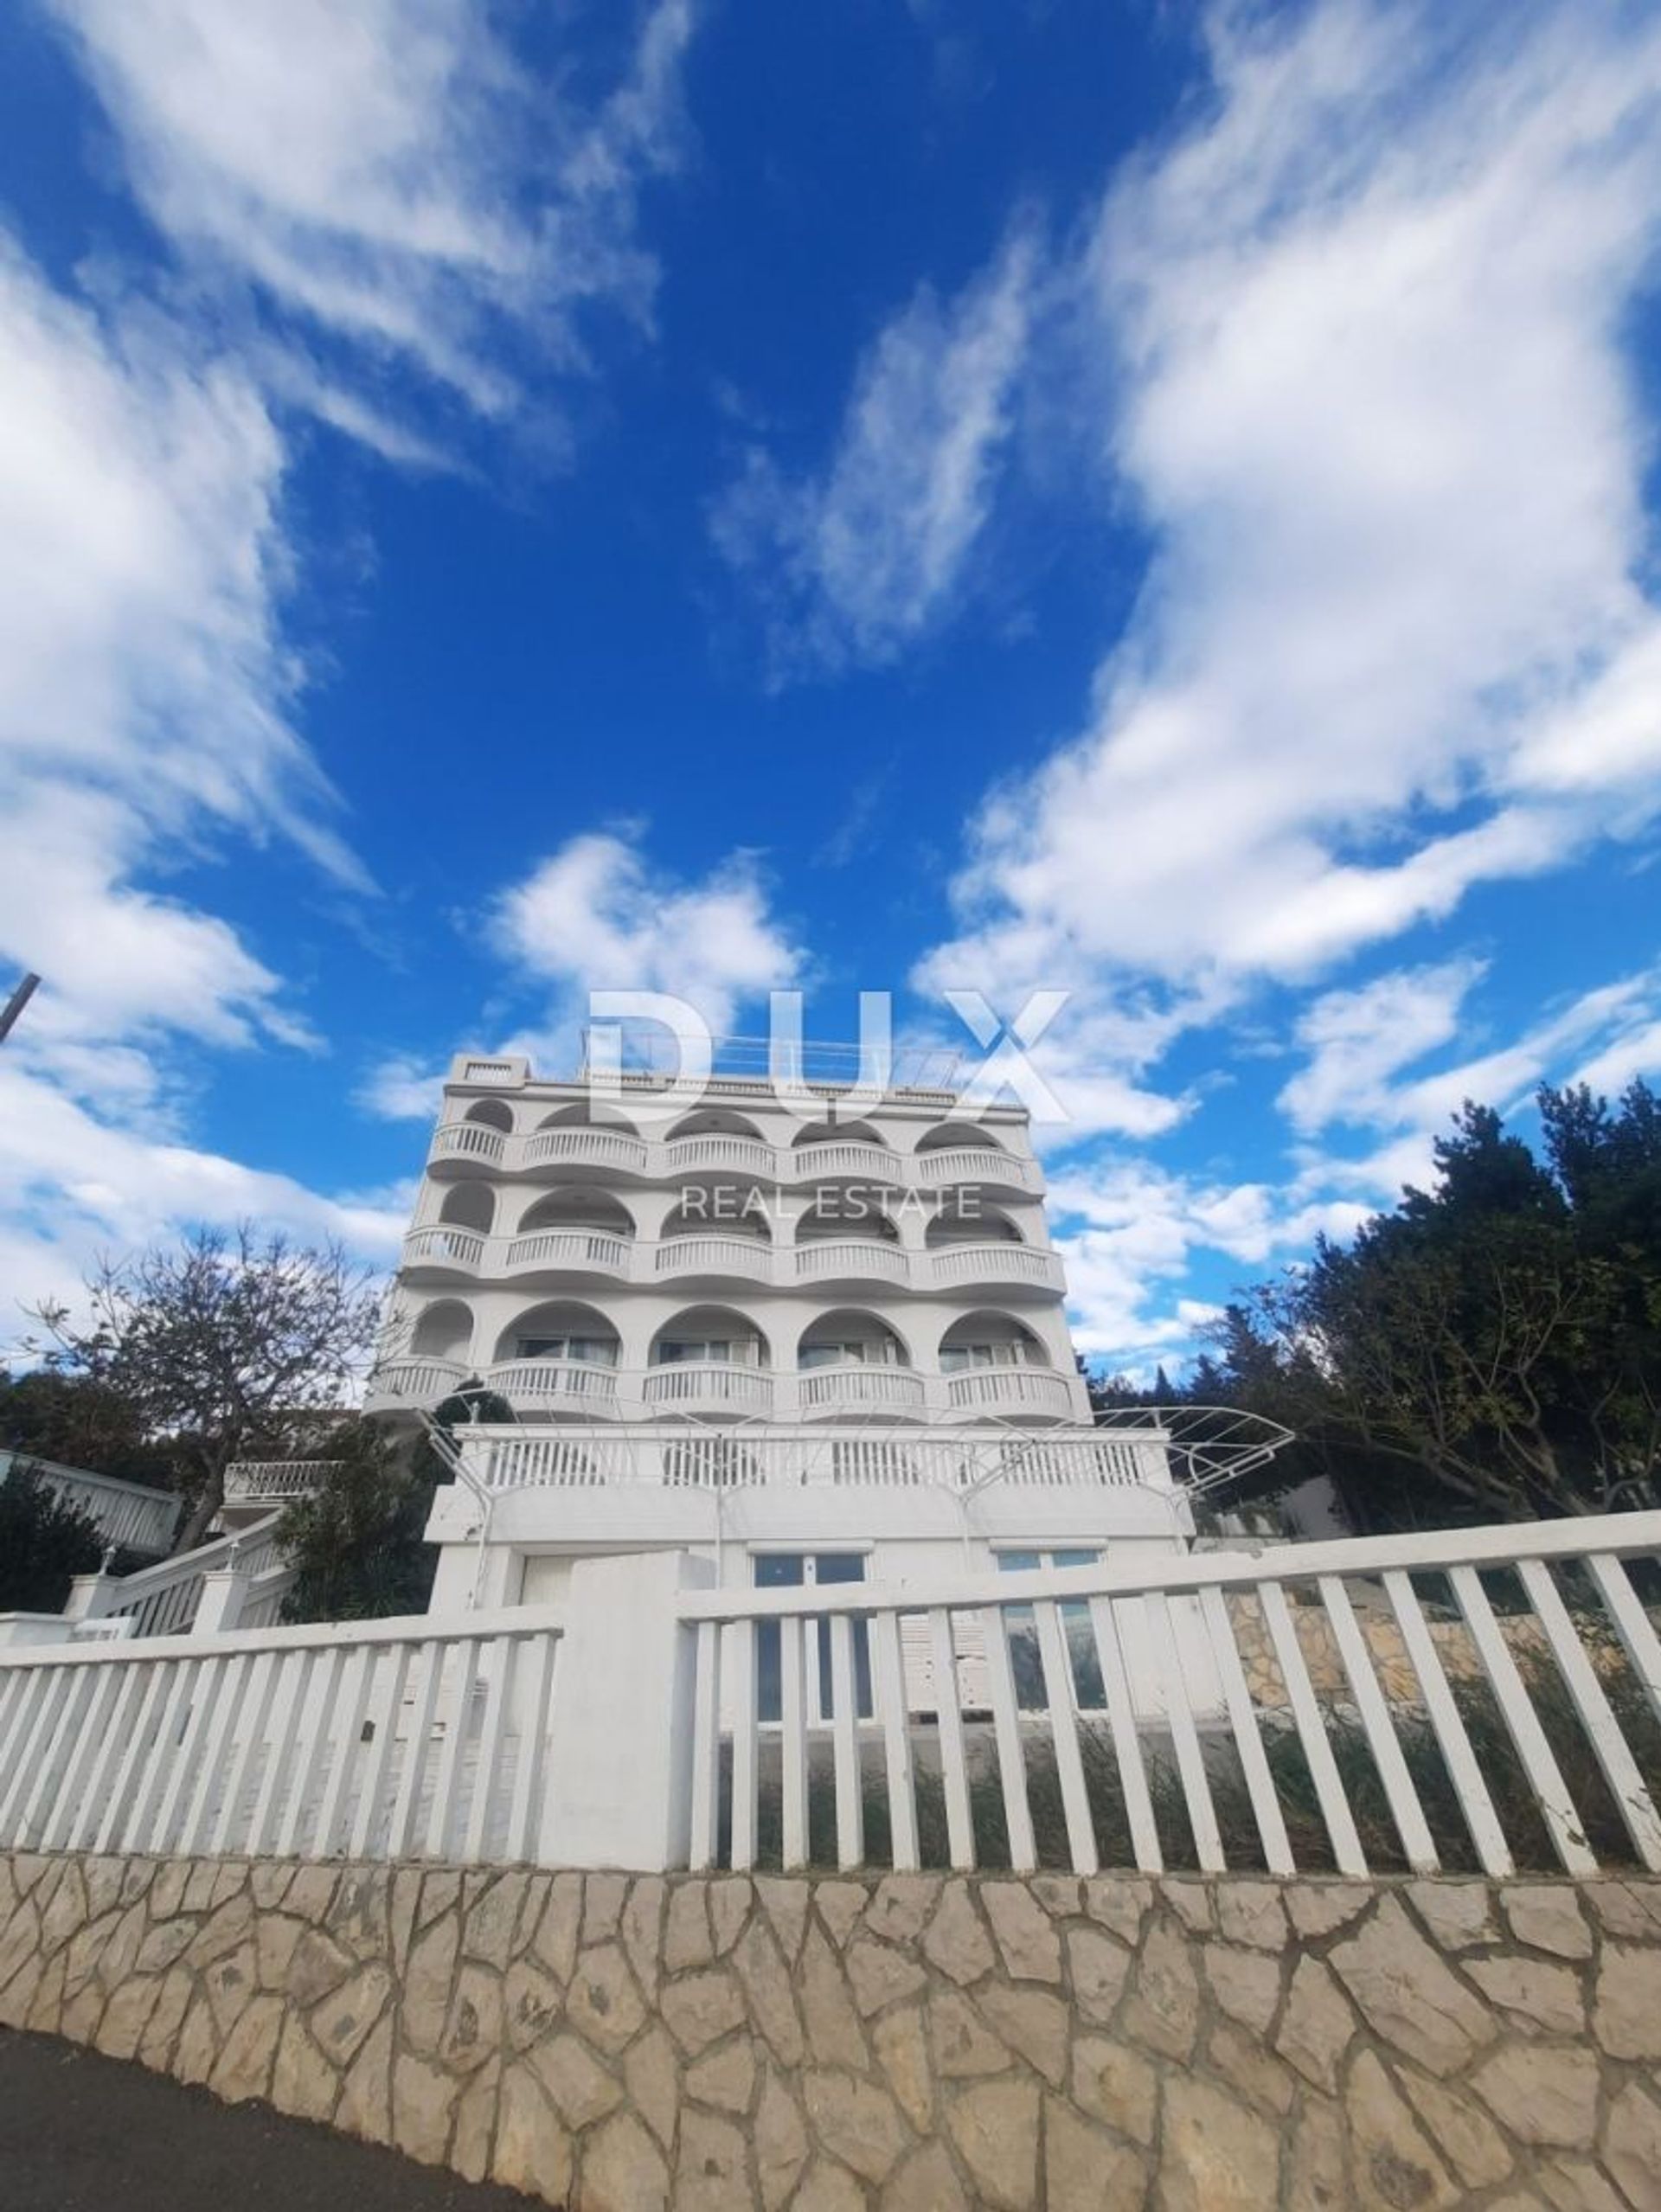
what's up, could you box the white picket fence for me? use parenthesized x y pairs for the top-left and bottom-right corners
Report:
(1, 1509), (1658, 1880)
(0, 1611), (561, 1866)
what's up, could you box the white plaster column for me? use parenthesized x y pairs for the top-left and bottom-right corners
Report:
(540, 1548), (716, 1870)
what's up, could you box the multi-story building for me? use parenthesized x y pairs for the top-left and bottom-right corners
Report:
(369, 1052), (1275, 1700)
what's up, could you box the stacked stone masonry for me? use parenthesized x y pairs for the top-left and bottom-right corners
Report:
(3, 1852), (1661, 2209)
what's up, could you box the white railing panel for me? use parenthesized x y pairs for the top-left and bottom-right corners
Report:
(0, 1606), (564, 1868)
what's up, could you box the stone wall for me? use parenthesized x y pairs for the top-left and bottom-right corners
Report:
(3, 1852), (1661, 2209)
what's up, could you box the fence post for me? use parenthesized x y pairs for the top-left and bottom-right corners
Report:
(62, 1568), (123, 1622)
(542, 1548), (716, 1871)
(192, 1567), (251, 1636)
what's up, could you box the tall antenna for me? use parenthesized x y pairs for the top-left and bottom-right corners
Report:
(0, 972), (39, 1046)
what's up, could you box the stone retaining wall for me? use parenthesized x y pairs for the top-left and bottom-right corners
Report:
(3, 1851), (1660, 2209)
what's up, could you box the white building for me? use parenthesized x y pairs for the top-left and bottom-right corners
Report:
(365, 1050), (1284, 1708)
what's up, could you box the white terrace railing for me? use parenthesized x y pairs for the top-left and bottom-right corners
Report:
(223, 1459), (344, 1507)
(4, 1509), (1660, 1882)
(461, 1423), (1174, 1493)
(66, 1511), (286, 1640)
(0, 1607), (561, 1866)
(1, 1451), (181, 1558)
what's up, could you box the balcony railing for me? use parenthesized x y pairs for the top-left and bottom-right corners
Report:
(426, 1121), (1044, 1194)
(2, 1452), (181, 1559)
(652, 1234), (774, 1283)
(503, 1229), (632, 1277)
(927, 1242), (1066, 1292)
(402, 1225), (488, 1273)
(792, 1238), (909, 1285)
(945, 1366), (1078, 1419)
(483, 1358), (619, 1414)
(640, 1362), (774, 1415)
(223, 1460), (344, 1506)
(464, 1423), (1176, 1493)
(662, 1134), (778, 1178)
(520, 1126), (651, 1176)
(798, 1365), (928, 1420)
(367, 1358), (1089, 1426)
(401, 1231), (1062, 1294)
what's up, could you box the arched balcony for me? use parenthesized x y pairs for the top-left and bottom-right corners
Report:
(792, 1196), (908, 1287)
(654, 1190), (774, 1285)
(662, 1108), (777, 1182)
(938, 1311), (1075, 1421)
(797, 1310), (925, 1420)
(924, 1205), (1064, 1294)
(367, 1298), (475, 1407)
(913, 1120), (1043, 1196)
(505, 1189), (634, 1279)
(521, 1102), (650, 1179)
(402, 1180), (495, 1275)
(486, 1301), (621, 1417)
(644, 1306), (773, 1418)
(428, 1095), (512, 1170)
(787, 1119), (901, 1185)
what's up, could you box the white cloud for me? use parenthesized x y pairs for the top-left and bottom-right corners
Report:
(355, 1054), (449, 1125)
(490, 828), (805, 1050)
(0, 237), (350, 1069)
(0, 1061), (408, 1337)
(713, 226), (1036, 675)
(922, 1), (1661, 1008)
(46, 0), (696, 426)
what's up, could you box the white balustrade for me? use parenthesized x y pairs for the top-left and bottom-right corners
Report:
(927, 1242), (1063, 1291)
(945, 1366), (1077, 1418)
(640, 1362), (774, 1414)
(662, 1134), (778, 1178)
(786, 1140), (902, 1182)
(503, 1229), (632, 1275)
(224, 1461), (343, 1505)
(364, 1356), (471, 1407)
(3, 1453), (181, 1558)
(0, 1606), (563, 1865)
(793, 1240), (909, 1284)
(403, 1225), (487, 1271)
(518, 1127), (651, 1174)
(428, 1120), (507, 1167)
(466, 1424), (1170, 1494)
(915, 1145), (1042, 1193)
(798, 1365), (927, 1418)
(484, 1358), (619, 1412)
(653, 1234), (774, 1281)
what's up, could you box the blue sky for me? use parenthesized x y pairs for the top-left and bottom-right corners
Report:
(3, 0), (1661, 1371)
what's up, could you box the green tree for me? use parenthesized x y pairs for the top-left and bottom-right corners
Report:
(0, 1462), (104, 1612)
(29, 1226), (384, 1553)
(278, 1420), (438, 1622)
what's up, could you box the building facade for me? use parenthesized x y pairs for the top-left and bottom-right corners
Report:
(370, 1053), (1220, 1689)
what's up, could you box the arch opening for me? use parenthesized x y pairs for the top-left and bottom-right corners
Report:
(439, 1182), (495, 1234)
(651, 1305), (771, 1369)
(411, 1300), (472, 1361)
(798, 1309), (910, 1369)
(495, 1300), (620, 1367)
(464, 1098), (513, 1132)
(938, 1311), (1049, 1371)
(516, 1188), (635, 1237)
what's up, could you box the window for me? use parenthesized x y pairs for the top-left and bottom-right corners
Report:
(940, 1340), (1033, 1373)
(656, 1337), (759, 1366)
(798, 1338), (896, 1369)
(995, 1548), (1105, 1710)
(515, 1334), (617, 1364)
(753, 1553), (873, 1723)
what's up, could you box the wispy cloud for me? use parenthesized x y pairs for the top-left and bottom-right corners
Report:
(45, 0), (696, 434)
(713, 224), (1037, 677)
(922, 1), (1661, 1010)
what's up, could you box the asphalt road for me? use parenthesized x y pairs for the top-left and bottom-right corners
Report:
(0, 2029), (536, 2211)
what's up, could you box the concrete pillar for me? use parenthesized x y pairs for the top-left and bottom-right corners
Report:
(541, 1548), (716, 1871)
(61, 1571), (122, 1622)
(191, 1567), (250, 1635)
